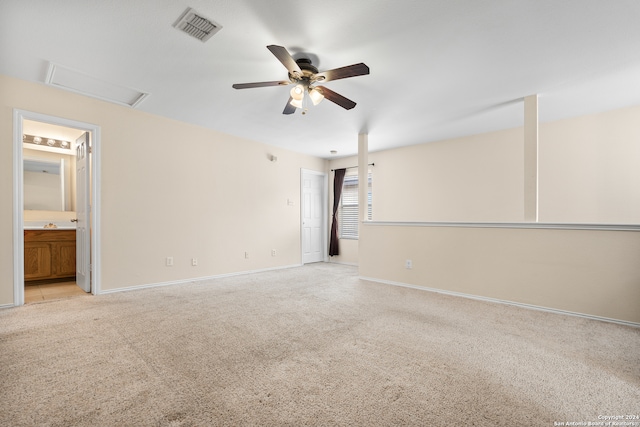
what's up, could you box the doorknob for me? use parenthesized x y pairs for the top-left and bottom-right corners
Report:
(70, 219), (78, 222)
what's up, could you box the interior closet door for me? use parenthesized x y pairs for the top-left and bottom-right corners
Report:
(302, 171), (325, 264)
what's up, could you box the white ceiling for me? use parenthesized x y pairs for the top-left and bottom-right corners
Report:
(2, 1), (640, 159)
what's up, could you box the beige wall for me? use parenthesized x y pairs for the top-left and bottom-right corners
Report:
(329, 105), (640, 323)
(0, 75), (326, 304)
(328, 126), (526, 265)
(360, 224), (640, 324)
(539, 106), (640, 223)
(334, 105), (640, 228)
(369, 128), (525, 222)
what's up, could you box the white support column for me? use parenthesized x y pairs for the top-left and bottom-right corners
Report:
(358, 133), (368, 223)
(524, 94), (538, 222)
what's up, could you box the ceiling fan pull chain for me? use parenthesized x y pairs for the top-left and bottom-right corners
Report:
(302, 92), (308, 115)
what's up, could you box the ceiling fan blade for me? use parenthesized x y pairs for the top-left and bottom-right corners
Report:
(316, 86), (357, 110)
(283, 97), (296, 115)
(232, 80), (290, 89)
(315, 63), (369, 83)
(267, 45), (302, 75)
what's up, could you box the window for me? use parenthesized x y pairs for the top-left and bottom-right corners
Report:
(340, 173), (372, 239)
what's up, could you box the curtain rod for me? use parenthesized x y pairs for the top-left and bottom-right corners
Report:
(331, 163), (375, 172)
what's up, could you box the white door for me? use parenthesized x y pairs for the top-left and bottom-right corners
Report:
(75, 132), (90, 292)
(302, 171), (325, 264)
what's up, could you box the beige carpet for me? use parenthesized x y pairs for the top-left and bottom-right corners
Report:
(1, 263), (638, 426)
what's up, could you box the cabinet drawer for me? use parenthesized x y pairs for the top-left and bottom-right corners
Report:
(24, 229), (76, 242)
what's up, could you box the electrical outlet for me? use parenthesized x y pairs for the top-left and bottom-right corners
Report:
(166, 256), (173, 267)
(271, 249), (277, 257)
(191, 258), (198, 266)
(405, 259), (412, 269)
(245, 251), (249, 259)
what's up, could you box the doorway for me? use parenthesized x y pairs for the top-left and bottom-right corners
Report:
(13, 109), (101, 306)
(301, 169), (328, 264)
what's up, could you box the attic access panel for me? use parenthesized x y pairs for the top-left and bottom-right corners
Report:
(45, 63), (148, 108)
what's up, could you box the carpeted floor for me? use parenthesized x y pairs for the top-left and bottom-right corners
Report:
(1, 263), (638, 426)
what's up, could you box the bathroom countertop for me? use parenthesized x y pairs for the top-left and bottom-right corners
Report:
(24, 226), (76, 230)
(24, 221), (76, 230)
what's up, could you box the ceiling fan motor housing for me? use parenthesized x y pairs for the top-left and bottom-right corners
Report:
(295, 58), (318, 74)
(290, 58), (323, 87)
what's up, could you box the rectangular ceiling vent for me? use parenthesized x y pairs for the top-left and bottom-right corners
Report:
(174, 7), (222, 42)
(45, 63), (148, 108)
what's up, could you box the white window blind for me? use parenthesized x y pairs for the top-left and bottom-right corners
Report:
(340, 173), (372, 239)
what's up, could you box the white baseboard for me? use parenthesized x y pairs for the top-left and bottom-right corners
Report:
(359, 276), (640, 328)
(328, 260), (358, 267)
(0, 303), (15, 310)
(99, 264), (303, 295)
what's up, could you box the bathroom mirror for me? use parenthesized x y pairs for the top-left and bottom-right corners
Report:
(23, 151), (75, 212)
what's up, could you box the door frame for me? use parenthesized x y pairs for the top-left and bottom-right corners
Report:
(300, 169), (328, 264)
(13, 109), (101, 305)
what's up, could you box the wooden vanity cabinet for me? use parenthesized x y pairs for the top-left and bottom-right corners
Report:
(24, 229), (76, 282)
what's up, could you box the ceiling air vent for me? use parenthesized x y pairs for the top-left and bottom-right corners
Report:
(174, 7), (222, 42)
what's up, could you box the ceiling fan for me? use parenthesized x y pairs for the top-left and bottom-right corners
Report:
(232, 45), (370, 115)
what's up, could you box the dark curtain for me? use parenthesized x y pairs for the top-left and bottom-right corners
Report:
(329, 168), (346, 256)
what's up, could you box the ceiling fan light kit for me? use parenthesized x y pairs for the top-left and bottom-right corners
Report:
(290, 98), (303, 109)
(290, 84), (304, 101)
(233, 45), (369, 115)
(309, 87), (324, 105)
